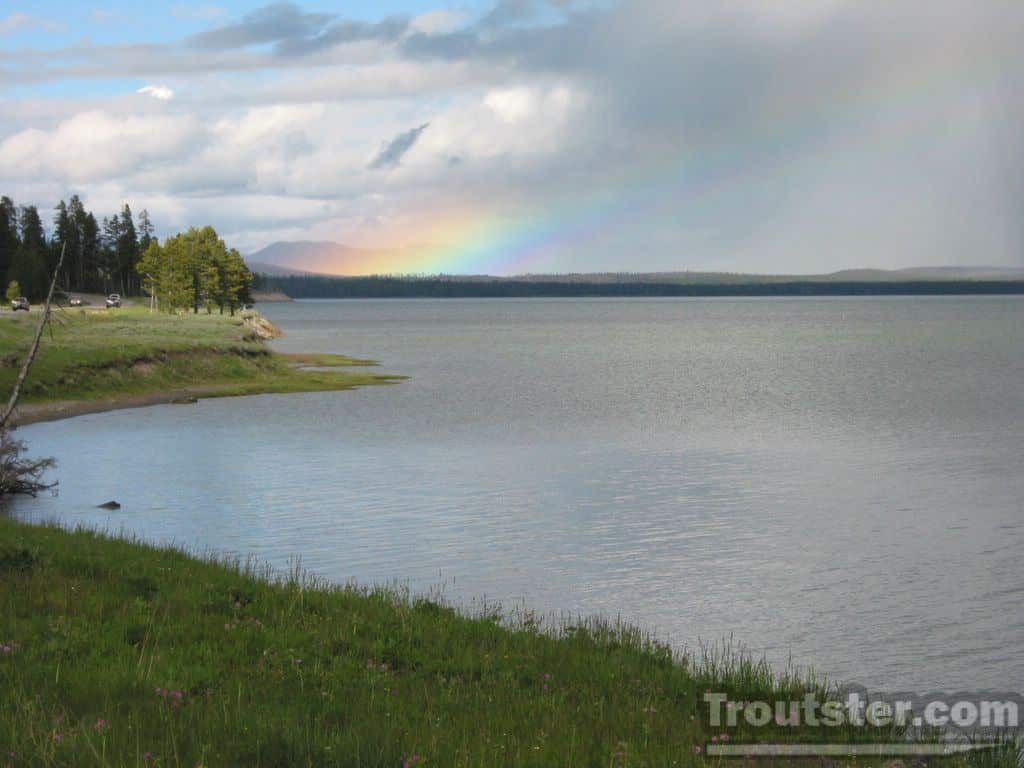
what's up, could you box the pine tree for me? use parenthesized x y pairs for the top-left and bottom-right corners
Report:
(137, 210), (155, 253)
(67, 195), (88, 291)
(0, 197), (18, 287)
(9, 206), (48, 299)
(117, 204), (139, 295)
(100, 216), (121, 294)
(135, 225), (249, 314)
(80, 212), (100, 293)
(52, 200), (78, 291)
(220, 248), (252, 315)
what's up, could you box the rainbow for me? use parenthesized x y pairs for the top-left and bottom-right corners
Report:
(332, 39), (1017, 277)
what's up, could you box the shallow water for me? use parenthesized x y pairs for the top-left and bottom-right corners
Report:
(6, 297), (1024, 691)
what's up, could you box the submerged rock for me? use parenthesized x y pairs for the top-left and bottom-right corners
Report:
(96, 501), (121, 510)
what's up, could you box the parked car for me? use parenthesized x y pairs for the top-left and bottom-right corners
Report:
(10, 296), (29, 311)
(105, 293), (122, 308)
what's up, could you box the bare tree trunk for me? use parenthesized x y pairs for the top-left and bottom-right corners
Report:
(0, 243), (66, 429)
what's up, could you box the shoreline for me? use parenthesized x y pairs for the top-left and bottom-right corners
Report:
(3, 516), (1013, 766)
(11, 385), (249, 426)
(10, 354), (398, 427)
(2, 308), (402, 428)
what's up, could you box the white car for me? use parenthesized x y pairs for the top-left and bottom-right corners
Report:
(105, 293), (122, 308)
(11, 296), (29, 311)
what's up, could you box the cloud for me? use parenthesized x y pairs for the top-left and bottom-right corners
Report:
(187, 2), (335, 50)
(0, 0), (1022, 273)
(0, 11), (64, 35)
(185, 2), (408, 58)
(171, 4), (227, 22)
(0, 12), (33, 34)
(479, 0), (539, 30)
(409, 10), (465, 36)
(137, 84), (175, 101)
(368, 123), (430, 170)
(0, 111), (201, 183)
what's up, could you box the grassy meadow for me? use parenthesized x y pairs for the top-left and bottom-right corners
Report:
(0, 518), (1018, 767)
(0, 305), (399, 420)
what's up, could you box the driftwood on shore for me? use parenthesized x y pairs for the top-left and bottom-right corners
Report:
(0, 431), (55, 496)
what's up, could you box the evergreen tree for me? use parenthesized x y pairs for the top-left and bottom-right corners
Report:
(9, 206), (48, 299)
(117, 204), (139, 295)
(100, 216), (121, 293)
(137, 209), (155, 253)
(67, 195), (88, 291)
(0, 197), (18, 287)
(52, 200), (78, 291)
(221, 247), (253, 315)
(135, 225), (250, 314)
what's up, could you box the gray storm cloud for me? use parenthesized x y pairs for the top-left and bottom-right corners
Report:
(368, 123), (431, 170)
(187, 2), (408, 57)
(187, 2), (336, 50)
(0, 0), (1022, 270)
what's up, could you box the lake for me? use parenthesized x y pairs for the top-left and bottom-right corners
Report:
(6, 297), (1023, 692)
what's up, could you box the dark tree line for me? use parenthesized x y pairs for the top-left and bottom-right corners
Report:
(1, 194), (155, 300)
(253, 273), (1024, 299)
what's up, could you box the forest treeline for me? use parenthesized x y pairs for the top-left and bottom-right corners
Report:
(0, 195), (154, 299)
(0, 195), (251, 314)
(253, 274), (1024, 299)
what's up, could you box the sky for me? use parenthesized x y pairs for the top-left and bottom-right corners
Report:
(1, 0), (1022, 275)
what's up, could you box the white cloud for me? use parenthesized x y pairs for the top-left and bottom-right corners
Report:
(0, 11), (64, 35)
(137, 85), (176, 101)
(0, 12), (32, 34)
(0, 0), (1021, 272)
(484, 87), (535, 123)
(0, 110), (201, 183)
(408, 10), (465, 36)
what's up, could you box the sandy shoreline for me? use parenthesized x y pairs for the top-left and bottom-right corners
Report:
(9, 385), (238, 427)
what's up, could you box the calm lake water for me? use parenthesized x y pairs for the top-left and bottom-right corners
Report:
(6, 297), (1024, 691)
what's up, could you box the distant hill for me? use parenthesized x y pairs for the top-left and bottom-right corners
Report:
(246, 242), (401, 276)
(247, 240), (1024, 283)
(245, 261), (319, 277)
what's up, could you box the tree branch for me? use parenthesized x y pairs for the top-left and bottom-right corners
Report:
(0, 242), (66, 429)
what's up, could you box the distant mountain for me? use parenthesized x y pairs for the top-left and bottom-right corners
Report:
(246, 241), (398, 276)
(247, 241), (1024, 282)
(245, 260), (320, 277)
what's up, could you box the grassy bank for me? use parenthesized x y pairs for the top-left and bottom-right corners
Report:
(0, 518), (1017, 767)
(0, 307), (400, 423)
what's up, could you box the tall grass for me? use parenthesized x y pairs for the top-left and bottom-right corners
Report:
(0, 517), (1018, 767)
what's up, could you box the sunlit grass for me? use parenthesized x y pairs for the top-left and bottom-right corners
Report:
(0, 518), (1017, 767)
(0, 306), (400, 409)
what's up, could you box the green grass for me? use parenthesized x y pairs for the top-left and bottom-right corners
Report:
(0, 518), (1018, 767)
(0, 306), (400, 409)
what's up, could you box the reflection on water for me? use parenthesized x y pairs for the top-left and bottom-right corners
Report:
(6, 297), (1024, 691)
